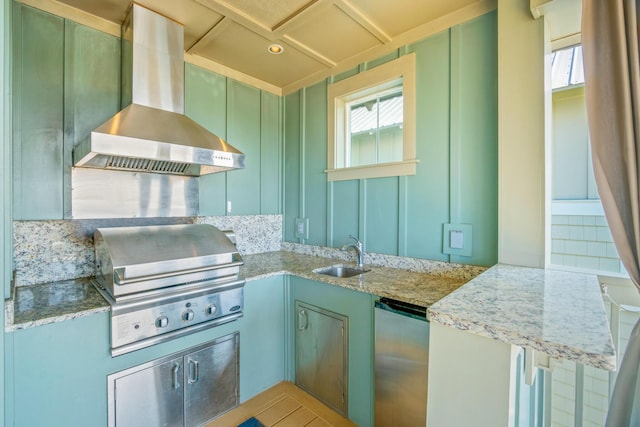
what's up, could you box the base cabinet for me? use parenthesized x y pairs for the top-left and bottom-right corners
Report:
(289, 276), (375, 427)
(109, 333), (239, 427)
(295, 301), (348, 415)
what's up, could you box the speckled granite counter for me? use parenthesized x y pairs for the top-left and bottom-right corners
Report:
(6, 251), (473, 332)
(7, 278), (110, 331)
(428, 264), (617, 371)
(241, 251), (468, 307)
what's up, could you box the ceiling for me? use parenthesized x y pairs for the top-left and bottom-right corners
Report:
(48, 0), (493, 93)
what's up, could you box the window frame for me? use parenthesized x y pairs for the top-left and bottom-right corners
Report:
(327, 54), (417, 182)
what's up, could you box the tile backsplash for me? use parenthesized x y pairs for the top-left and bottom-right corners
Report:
(13, 215), (282, 287)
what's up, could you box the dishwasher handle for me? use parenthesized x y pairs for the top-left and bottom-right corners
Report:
(375, 297), (428, 321)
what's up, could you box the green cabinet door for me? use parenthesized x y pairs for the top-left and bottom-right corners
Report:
(239, 275), (286, 401)
(289, 276), (375, 427)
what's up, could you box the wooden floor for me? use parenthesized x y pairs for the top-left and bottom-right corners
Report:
(204, 382), (358, 427)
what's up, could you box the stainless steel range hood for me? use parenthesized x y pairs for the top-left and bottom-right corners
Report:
(73, 3), (245, 176)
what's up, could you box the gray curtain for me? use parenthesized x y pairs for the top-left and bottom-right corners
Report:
(582, 0), (640, 425)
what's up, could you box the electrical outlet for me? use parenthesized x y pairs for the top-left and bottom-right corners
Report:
(295, 218), (309, 239)
(442, 223), (472, 257)
(450, 230), (464, 249)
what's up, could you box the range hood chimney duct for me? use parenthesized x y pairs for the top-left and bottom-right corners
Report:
(73, 3), (245, 176)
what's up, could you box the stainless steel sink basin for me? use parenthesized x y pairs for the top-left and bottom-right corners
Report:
(314, 265), (370, 278)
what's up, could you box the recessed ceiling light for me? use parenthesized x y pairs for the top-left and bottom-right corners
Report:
(268, 44), (284, 54)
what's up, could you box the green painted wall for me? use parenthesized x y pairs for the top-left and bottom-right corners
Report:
(11, 3), (282, 220)
(283, 12), (498, 267)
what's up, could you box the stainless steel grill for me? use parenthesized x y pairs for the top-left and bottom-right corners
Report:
(92, 224), (245, 356)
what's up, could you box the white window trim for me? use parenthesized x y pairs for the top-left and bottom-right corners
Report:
(327, 53), (417, 182)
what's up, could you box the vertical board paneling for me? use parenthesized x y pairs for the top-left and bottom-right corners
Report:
(364, 177), (399, 255)
(63, 21), (120, 218)
(284, 91), (301, 242)
(450, 11), (498, 266)
(226, 80), (261, 215)
(13, 5), (64, 219)
(184, 63), (227, 216)
(405, 30), (451, 261)
(260, 91), (281, 214)
(283, 13), (497, 267)
(331, 180), (359, 246)
(303, 81), (328, 246)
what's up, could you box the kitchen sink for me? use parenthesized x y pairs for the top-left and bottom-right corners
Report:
(314, 265), (370, 278)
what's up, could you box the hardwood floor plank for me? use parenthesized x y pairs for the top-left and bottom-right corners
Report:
(306, 418), (331, 427)
(272, 407), (317, 426)
(256, 396), (302, 425)
(202, 382), (357, 427)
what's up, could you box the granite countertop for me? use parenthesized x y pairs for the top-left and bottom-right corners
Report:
(428, 264), (617, 371)
(5, 253), (617, 372)
(6, 278), (110, 330)
(241, 251), (468, 307)
(5, 251), (471, 331)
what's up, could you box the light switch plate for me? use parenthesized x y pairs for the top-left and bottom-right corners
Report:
(295, 218), (309, 239)
(442, 223), (472, 257)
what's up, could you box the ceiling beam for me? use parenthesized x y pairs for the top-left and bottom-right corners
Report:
(186, 15), (228, 53)
(333, 0), (391, 44)
(281, 35), (337, 68)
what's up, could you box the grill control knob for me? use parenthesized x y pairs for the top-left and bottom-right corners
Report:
(182, 310), (195, 321)
(206, 305), (218, 315)
(155, 316), (169, 328)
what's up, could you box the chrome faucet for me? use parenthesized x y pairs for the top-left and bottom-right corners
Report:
(341, 235), (365, 268)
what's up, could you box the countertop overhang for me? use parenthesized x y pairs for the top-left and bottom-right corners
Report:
(428, 264), (617, 371)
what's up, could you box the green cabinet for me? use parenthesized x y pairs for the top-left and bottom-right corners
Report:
(4, 276), (285, 427)
(239, 275), (286, 400)
(295, 300), (348, 415)
(288, 276), (376, 427)
(4, 275), (372, 426)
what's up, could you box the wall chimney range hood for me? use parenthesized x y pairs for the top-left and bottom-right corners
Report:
(73, 3), (245, 176)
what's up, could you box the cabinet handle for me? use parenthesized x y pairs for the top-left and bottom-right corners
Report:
(172, 363), (180, 390)
(298, 309), (308, 331)
(188, 359), (199, 384)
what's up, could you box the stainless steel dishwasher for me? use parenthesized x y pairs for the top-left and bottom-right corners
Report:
(374, 297), (430, 427)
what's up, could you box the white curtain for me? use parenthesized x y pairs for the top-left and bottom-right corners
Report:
(582, 0), (640, 425)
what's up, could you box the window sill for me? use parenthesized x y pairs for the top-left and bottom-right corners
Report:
(325, 159), (419, 182)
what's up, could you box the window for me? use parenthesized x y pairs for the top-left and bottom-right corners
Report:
(547, 44), (627, 278)
(327, 54), (417, 181)
(348, 87), (403, 167)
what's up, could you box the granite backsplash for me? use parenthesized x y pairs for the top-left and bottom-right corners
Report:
(13, 215), (282, 287)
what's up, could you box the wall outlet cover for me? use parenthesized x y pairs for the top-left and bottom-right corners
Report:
(442, 223), (472, 257)
(295, 218), (309, 239)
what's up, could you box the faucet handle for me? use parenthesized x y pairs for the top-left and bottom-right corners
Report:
(348, 235), (363, 248)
